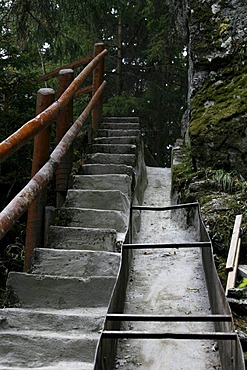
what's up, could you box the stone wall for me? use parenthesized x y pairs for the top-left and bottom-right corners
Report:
(168, 0), (247, 177)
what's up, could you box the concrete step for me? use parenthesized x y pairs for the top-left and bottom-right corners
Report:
(96, 129), (140, 137)
(4, 363), (94, 370)
(0, 307), (107, 333)
(78, 164), (133, 176)
(57, 208), (128, 237)
(93, 136), (138, 145)
(11, 363), (94, 370)
(92, 143), (136, 154)
(88, 153), (136, 166)
(72, 174), (131, 197)
(31, 248), (120, 278)
(103, 116), (139, 123)
(6, 272), (116, 309)
(47, 226), (117, 251)
(0, 330), (97, 368)
(100, 123), (139, 130)
(65, 189), (129, 212)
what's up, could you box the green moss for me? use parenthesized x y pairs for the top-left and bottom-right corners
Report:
(219, 17), (230, 35)
(198, 194), (213, 205)
(172, 145), (195, 192)
(189, 2), (214, 54)
(172, 146), (247, 259)
(189, 1), (233, 57)
(189, 66), (247, 150)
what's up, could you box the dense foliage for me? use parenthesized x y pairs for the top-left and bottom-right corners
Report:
(1, 0), (187, 166)
(0, 0), (187, 287)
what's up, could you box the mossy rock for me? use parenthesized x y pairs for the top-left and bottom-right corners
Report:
(189, 65), (247, 176)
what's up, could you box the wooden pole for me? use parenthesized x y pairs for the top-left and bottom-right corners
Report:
(25, 88), (55, 272)
(226, 214), (242, 272)
(39, 56), (93, 82)
(56, 69), (74, 207)
(226, 238), (241, 296)
(92, 43), (105, 137)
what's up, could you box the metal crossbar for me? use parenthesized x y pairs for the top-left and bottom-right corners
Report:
(128, 202), (200, 244)
(123, 242), (211, 249)
(102, 331), (237, 340)
(106, 314), (232, 322)
(131, 202), (199, 211)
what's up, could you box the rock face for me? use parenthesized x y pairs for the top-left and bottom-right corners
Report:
(168, 0), (247, 177)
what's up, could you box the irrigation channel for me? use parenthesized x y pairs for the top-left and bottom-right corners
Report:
(99, 167), (244, 370)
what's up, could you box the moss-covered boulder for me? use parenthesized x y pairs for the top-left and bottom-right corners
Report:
(190, 66), (247, 175)
(169, 0), (247, 177)
(188, 0), (247, 177)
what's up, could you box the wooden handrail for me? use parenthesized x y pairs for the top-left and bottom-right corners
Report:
(0, 48), (107, 164)
(0, 43), (107, 270)
(74, 84), (93, 97)
(0, 81), (106, 270)
(39, 56), (93, 82)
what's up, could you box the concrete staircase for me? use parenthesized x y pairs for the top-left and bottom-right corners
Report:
(0, 117), (147, 369)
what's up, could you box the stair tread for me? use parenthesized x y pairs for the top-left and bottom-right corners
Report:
(1, 330), (99, 339)
(6, 272), (116, 309)
(32, 248), (120, 278)
(0, 307), (107, 333)
(47, 226), (117, 251)
(93, 136), (138, 144)
(72, 174), (131, 195)
(78, 163), (133, 175)
(57, 207), (128, 234)
(7, 362), (94, 370)
(89, 153), (136, 166)
(103, 116), (139, 122)
(65, 189), (130, 211)
(0, 306), (108, 317)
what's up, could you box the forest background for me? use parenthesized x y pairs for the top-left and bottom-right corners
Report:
(0, 0), (187, 284)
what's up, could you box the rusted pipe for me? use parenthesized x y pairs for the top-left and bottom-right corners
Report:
(0, 48), (107, 163)
(25, 88), (55, 271)
(0, 81), (106, 270)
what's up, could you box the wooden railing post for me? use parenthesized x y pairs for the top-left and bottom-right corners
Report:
(56, 69), (74, 207)
(24, 88), (55, 272)
(92, 43), (105, 137)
